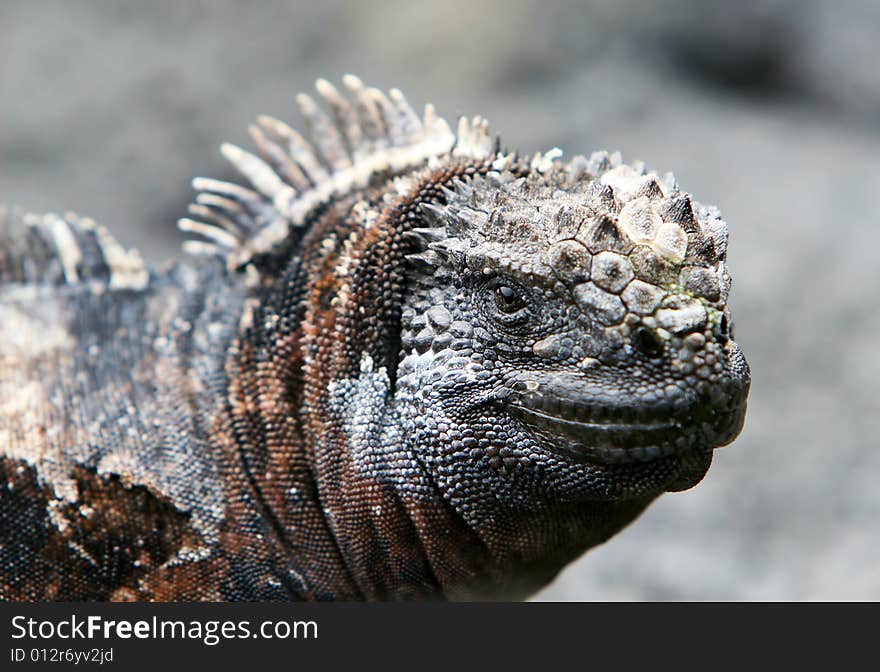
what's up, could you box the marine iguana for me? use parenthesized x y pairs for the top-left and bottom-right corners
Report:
(0, 76), (749, 600)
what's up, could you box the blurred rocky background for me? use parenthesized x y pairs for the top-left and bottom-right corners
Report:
(1, 0), (877, 599)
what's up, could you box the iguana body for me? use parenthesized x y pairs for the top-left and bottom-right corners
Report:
(0, 76), (749, 601)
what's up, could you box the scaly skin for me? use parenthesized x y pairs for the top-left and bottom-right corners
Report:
(0, 76), (749, 601)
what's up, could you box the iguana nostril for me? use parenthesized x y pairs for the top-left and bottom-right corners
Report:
(634, 327), (664, 358)
(718, 313), (731, 343)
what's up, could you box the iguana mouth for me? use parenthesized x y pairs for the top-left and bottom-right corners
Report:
(507, 386), (747, 465)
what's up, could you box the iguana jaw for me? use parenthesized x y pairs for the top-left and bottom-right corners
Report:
(505, 378), (748, 466)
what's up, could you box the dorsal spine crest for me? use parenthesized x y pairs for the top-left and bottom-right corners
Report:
(181, 76), (501, 273)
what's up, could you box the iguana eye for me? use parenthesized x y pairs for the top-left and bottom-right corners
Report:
(495, 285), (526, 314)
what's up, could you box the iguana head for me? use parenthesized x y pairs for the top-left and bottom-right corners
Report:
(399, 151), (750, 510)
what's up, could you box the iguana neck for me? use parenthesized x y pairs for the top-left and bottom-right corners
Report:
(222, 310), (654, 600)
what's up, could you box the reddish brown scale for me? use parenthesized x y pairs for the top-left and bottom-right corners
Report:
(0, 460), (218, 601)
(219, 309), (356, 599)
